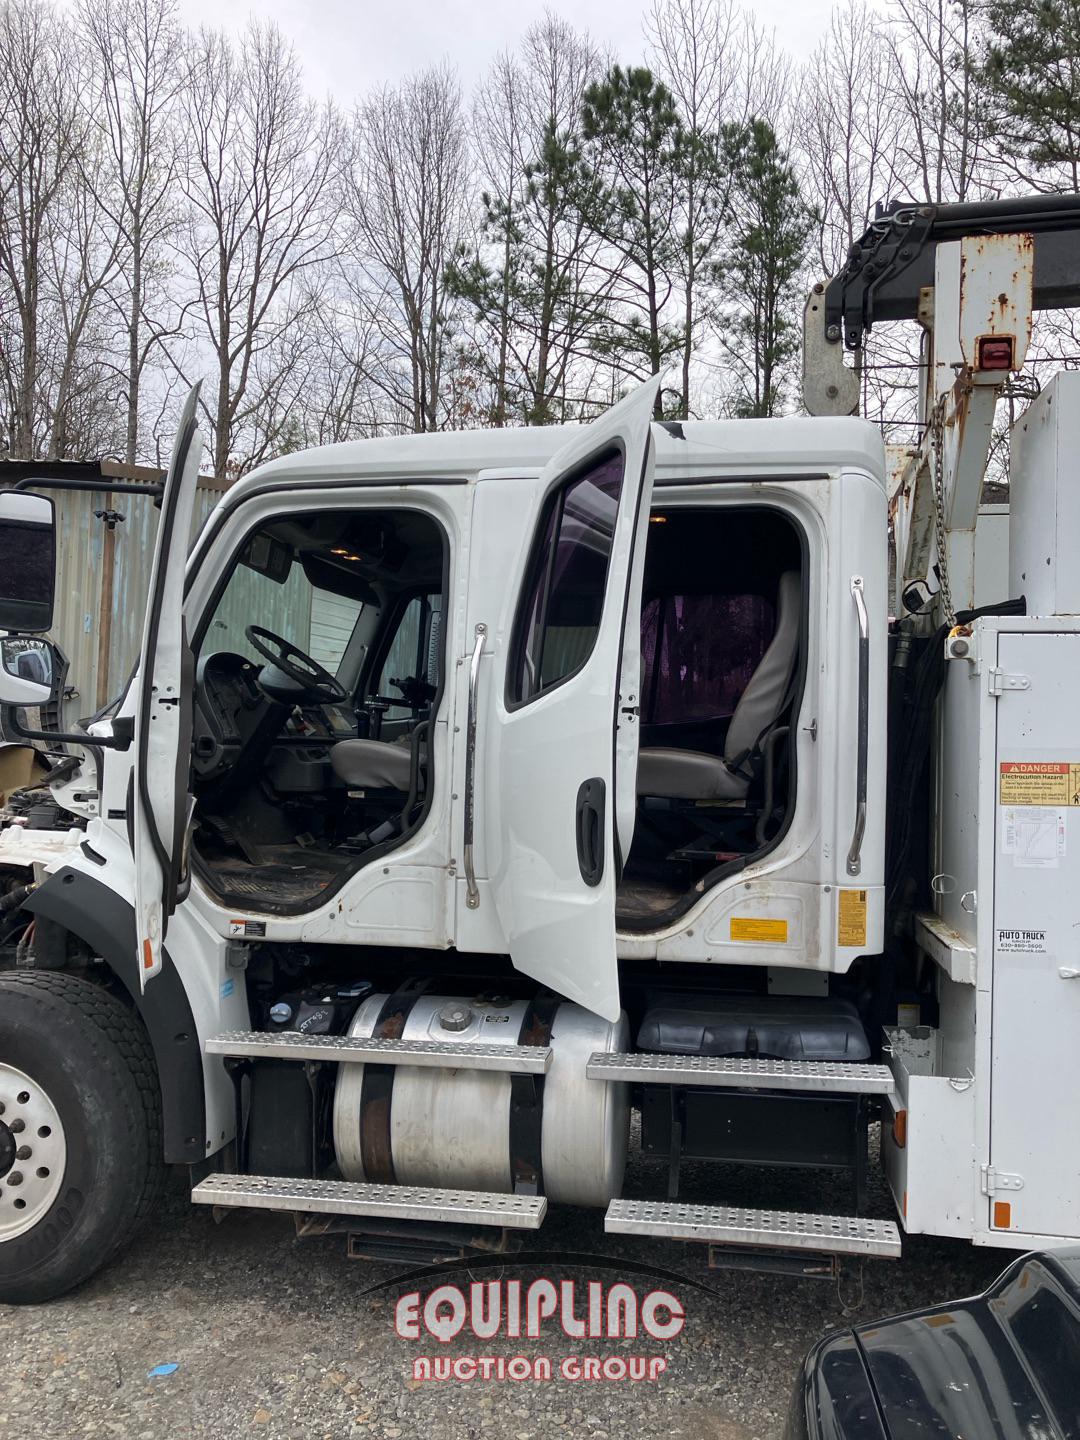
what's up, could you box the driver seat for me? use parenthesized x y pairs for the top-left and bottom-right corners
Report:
(330, 737), (413, 791)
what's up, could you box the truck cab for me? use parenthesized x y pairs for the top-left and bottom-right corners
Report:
(108, 386), (887, 988)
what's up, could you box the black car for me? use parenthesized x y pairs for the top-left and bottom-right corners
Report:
(787, 1247), (1080, 1439)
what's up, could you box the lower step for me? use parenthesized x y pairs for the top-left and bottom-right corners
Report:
(604, 1199), (901, 1258)
(192, 1173), (547, 1229)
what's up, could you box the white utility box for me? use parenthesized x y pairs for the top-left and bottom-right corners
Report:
(893, 618), (1080, 1247)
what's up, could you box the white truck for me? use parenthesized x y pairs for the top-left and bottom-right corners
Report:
(0, 193), (1075, 1303)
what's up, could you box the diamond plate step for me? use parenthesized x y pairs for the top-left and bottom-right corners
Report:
(192, 1174), (547, 1228)
(587, 1051), (896, 1094)
(605, 1199), (901, 1258)
(206, 1030), (552, 1073)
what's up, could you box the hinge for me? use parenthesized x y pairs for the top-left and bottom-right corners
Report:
(980, 1164), (1024, 1196)
(987, 668), (1030, 697)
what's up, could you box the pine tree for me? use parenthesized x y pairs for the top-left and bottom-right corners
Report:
(977, 0), (1080, 189)
(580, 66), (686, 412)
(446, 122), (616, 425)
(714, 119), (813, 418)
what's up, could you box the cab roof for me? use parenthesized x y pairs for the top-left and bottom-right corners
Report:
(225, 415), (886, 504)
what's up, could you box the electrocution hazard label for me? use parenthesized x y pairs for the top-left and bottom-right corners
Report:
(999, 762), (1080, 806)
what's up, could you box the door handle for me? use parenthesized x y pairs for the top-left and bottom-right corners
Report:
(1059, 967), (1080, 980)
(846, 574), (869, 877)
(463, 623), (486, 911)
(576, 778), (606, 887)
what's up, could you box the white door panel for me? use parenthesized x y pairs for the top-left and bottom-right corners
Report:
(484, 376), (659, 1021)
(990, 631), (1080, 1238)
(133, 385), (204, 988)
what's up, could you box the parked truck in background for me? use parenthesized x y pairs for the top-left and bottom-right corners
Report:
(0, 193), (1076, 1304)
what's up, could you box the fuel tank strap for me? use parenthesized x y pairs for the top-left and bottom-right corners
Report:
(510, 994), (560, 1196)
(358, 978), (430, 1184)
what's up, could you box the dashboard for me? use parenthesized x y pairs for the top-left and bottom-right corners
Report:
(192, 650), (358, 784)
(192, 651), (272, 780)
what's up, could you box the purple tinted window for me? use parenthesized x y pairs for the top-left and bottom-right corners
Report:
(511, 450), (624, 702)
(640, 592), (775, 725)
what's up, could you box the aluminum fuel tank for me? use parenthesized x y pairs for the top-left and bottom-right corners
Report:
(332, 993), (629, 1206)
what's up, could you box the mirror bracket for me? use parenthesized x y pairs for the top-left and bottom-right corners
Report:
(0, 705), (130, 752)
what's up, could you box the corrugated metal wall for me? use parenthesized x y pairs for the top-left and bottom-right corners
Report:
(9, 477), (380, 724)
(48, 479), (225, 717)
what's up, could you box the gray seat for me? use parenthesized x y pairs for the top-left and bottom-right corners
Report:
(636, 570), (801, 804)
(330, 737), (413, 790)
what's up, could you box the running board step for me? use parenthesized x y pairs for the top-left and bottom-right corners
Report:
(192, 1174), (547, 1229)
(205, 1030), (552, 1073)
(605, 1199), (901, 1258)
(587, 1052), (895, 1095)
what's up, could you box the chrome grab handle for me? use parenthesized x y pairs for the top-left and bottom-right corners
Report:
(846, 575), (869, 877)
(463, 623), (487, 910)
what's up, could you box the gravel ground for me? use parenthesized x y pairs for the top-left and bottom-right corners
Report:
(0, 1133), (1020, 1440)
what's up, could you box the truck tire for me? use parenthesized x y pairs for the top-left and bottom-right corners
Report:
(0, 970), (164, 1303)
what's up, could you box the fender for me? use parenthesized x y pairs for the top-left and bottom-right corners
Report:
(23, 867), (206, 1164)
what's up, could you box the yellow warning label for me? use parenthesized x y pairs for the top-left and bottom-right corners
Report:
(999, 762), (1080, 806)
(730, 916), (789, 944)
(838, 888), (868, 948)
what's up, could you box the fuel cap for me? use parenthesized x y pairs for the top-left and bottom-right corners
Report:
(438, 1003), (473, 1032)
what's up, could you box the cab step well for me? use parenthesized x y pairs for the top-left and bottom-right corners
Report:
(587, 1051), (896, 1096)
(205, 1030), (553, 1074)
(604, 1199), (901, 1258)
(192, 1173), (548, 1228)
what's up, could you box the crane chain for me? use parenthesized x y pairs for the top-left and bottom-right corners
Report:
(930, 398), (956, 626)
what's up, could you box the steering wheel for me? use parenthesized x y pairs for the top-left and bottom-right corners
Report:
(244, 625), (348, 704)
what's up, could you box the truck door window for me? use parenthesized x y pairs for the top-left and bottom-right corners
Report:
(509, 448), (624, 705)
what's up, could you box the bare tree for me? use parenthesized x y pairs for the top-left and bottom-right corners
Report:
(647, 0), (739, 416)
(796, 0), (903, 278)
(885, 0), (992, 204)
(80, 0), (184, 465)
(0, 0), (86, 457)
(345, 65), (469, 433)
(463, 49), (527, 425)
(44, 138), (125, 458)
(177, 22), (339, 478)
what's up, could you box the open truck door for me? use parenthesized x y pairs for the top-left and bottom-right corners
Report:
(480, 375), (659, 1023)
(133, 385), (204, 989)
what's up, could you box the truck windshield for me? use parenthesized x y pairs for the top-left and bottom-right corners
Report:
(203, 548), (364, 676)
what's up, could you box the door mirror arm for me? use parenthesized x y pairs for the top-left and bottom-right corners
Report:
(0, 703), (131, 751)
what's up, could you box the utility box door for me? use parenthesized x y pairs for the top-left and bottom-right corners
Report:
(1010, 371), (1080, 616)
(990, 631), (1080, 1239)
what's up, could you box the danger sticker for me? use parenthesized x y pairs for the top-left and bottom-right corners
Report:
(730, 916), (789, 944)
(996, 928), (1047, 954)
(999, 761), (1080, 806)
(838, 889), (868, 948)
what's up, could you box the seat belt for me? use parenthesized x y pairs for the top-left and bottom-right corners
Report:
(724, 664), (801, 783)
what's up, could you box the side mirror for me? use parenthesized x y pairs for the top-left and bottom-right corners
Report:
(0, 491), (56, 633)
(0, 635), (54, 706)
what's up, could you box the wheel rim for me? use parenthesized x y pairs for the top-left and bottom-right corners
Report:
(0, 1063), (67, 1242)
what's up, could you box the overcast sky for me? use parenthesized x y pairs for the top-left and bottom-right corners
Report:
(172, 0), (836, 99)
